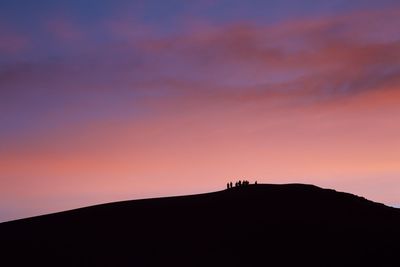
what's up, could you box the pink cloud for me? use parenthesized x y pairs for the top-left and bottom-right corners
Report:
(2, 7), (400, 112)
(0, 27), (29, 54)
(133, 7), (400, 101)
(45, 18), (84, 42)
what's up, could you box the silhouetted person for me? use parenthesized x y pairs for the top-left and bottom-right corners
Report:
(255, 181), (257, 185)
(238, 180), (242, 186)
(230, 182), (233, 188)
(227, 183), (229, 189)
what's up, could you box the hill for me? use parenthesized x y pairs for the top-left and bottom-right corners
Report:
(1, 183), (400, 266)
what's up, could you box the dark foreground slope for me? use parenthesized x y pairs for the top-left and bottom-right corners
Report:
(1, 184), (400, 266)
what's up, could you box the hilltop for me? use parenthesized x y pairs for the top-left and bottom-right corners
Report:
(1, 184), (399, 266)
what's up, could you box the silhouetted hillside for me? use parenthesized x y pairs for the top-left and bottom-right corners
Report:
(1, 184), (399, 266)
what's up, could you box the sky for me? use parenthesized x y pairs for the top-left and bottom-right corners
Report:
(1, 0), (400, 222)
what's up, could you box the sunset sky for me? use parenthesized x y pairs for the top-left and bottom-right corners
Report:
(1, 0), (400, 222)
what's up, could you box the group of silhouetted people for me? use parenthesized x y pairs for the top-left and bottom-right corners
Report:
(227, 180), (257, 189)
